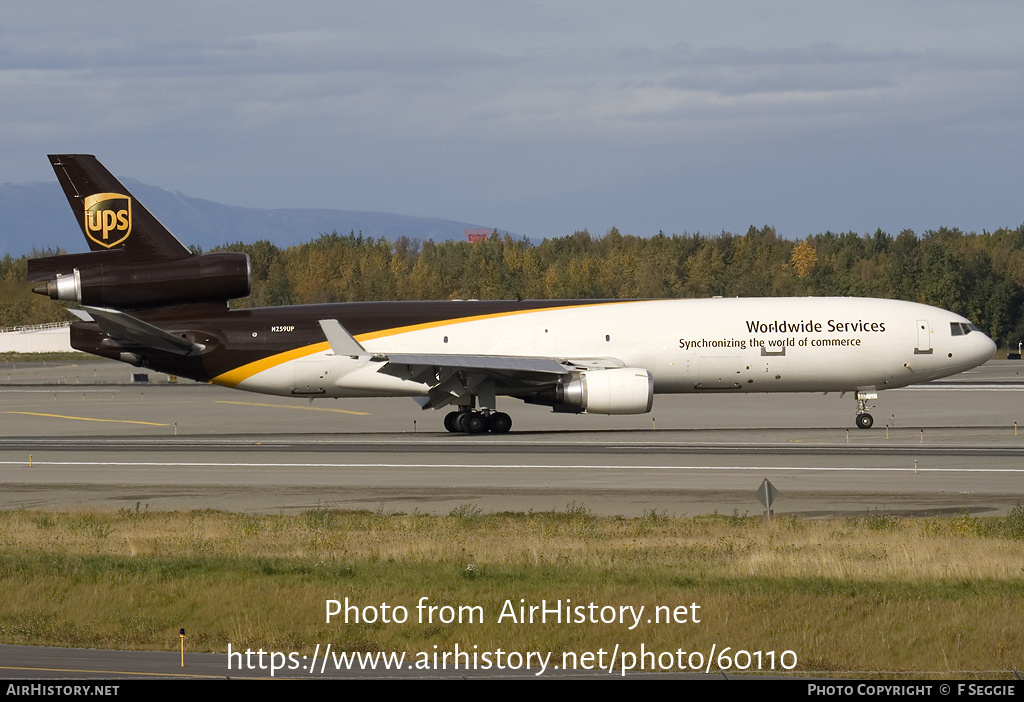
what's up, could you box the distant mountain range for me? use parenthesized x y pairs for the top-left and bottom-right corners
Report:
(0, 180), (493, 257)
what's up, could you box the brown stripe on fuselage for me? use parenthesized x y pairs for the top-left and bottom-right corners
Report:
(84, 299), (632, 385)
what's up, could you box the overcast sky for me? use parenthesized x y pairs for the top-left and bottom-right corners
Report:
(2, 1), (1022, 241)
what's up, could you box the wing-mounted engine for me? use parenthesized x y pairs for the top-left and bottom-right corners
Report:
(29, 251), (250, 309)
(526, 367), (654, 414)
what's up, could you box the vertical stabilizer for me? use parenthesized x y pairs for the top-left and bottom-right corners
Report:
(48, 154), (191, 260)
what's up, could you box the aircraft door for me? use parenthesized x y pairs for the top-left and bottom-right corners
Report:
(915, 320), (932, 355)
(696, 355), (743, 390)
(293, 360), (328, 394)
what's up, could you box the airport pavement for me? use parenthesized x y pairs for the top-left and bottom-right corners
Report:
(2, 359), (1023, 683)
(0, 358), (1021, 517)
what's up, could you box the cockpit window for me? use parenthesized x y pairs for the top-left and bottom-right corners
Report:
(950, 322), (980, 336)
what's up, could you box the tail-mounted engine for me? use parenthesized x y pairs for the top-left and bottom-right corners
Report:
(29, 252), (250, 308)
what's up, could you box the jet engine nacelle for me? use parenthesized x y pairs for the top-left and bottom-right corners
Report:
(32, 252), (251, 308)
(556, 367), (655, 414)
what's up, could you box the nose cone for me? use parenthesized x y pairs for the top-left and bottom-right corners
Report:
(973, 332), (997, 367)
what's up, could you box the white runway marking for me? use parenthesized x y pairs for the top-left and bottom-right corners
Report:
(904, 385), (1022, 391)
(2, 460), (1023, 472)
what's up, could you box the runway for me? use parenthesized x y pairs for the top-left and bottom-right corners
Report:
(1, 358), (1022, 517)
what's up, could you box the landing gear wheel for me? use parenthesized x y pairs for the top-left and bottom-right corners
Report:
(487, 412), (512, 434)
(464, 413), (488, 434)
(443, 411), (461, 433)
(856, 413), (874, 429)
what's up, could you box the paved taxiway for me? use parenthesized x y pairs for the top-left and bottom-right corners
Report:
(1, 358), (1022, 517)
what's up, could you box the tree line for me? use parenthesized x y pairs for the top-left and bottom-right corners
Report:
(3, 225), (1023, 347)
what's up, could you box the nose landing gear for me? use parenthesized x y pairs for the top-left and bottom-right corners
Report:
(854, 389), (877, 429)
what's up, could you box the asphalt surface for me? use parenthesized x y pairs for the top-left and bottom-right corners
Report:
(2, 357), (1022, 681)
(1, 358), (1022, 517)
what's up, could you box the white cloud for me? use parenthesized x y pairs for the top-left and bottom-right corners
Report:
(2, 1), (1022, 237)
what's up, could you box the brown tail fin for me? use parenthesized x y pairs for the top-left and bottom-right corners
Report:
(48, 154), (190, 260)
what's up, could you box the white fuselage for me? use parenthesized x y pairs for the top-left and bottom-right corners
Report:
(235, 297), (996, 404)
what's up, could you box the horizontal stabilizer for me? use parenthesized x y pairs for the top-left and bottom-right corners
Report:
(83, 306), (204, 356)
(66, 308), (94, 322)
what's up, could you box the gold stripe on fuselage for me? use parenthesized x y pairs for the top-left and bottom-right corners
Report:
(210, 301), (630, 388)
(211, 341), (331, 388)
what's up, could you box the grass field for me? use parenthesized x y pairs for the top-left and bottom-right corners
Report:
(0, 352), (91, 363)
(1, 504), (1022, 678)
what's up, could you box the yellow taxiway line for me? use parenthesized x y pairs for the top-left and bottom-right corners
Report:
(3, 411), (168, 426)
(214, 400), (369, 416)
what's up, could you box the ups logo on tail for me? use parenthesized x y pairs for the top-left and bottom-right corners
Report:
(83, 193), (132, 248)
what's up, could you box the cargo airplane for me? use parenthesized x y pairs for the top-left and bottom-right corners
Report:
(29, 155), (996, 433)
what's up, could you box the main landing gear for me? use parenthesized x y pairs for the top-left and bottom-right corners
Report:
(854, 389), (877, 429)
(444, 409), (513, 434)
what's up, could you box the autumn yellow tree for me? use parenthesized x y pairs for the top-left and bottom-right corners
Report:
(791, 238), (818, 277)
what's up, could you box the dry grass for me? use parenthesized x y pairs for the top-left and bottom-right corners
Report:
(4, 506), (1020, 581)
(1, 505), (1022, 678)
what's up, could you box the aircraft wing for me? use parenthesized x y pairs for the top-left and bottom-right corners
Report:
(382, 353), (568, 374)
(376, 353), (570, 410)
(318, 318), (623, 410)
(378, 353), (631, 410)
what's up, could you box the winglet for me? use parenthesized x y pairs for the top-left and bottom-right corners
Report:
(318, 319), (367, 356)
